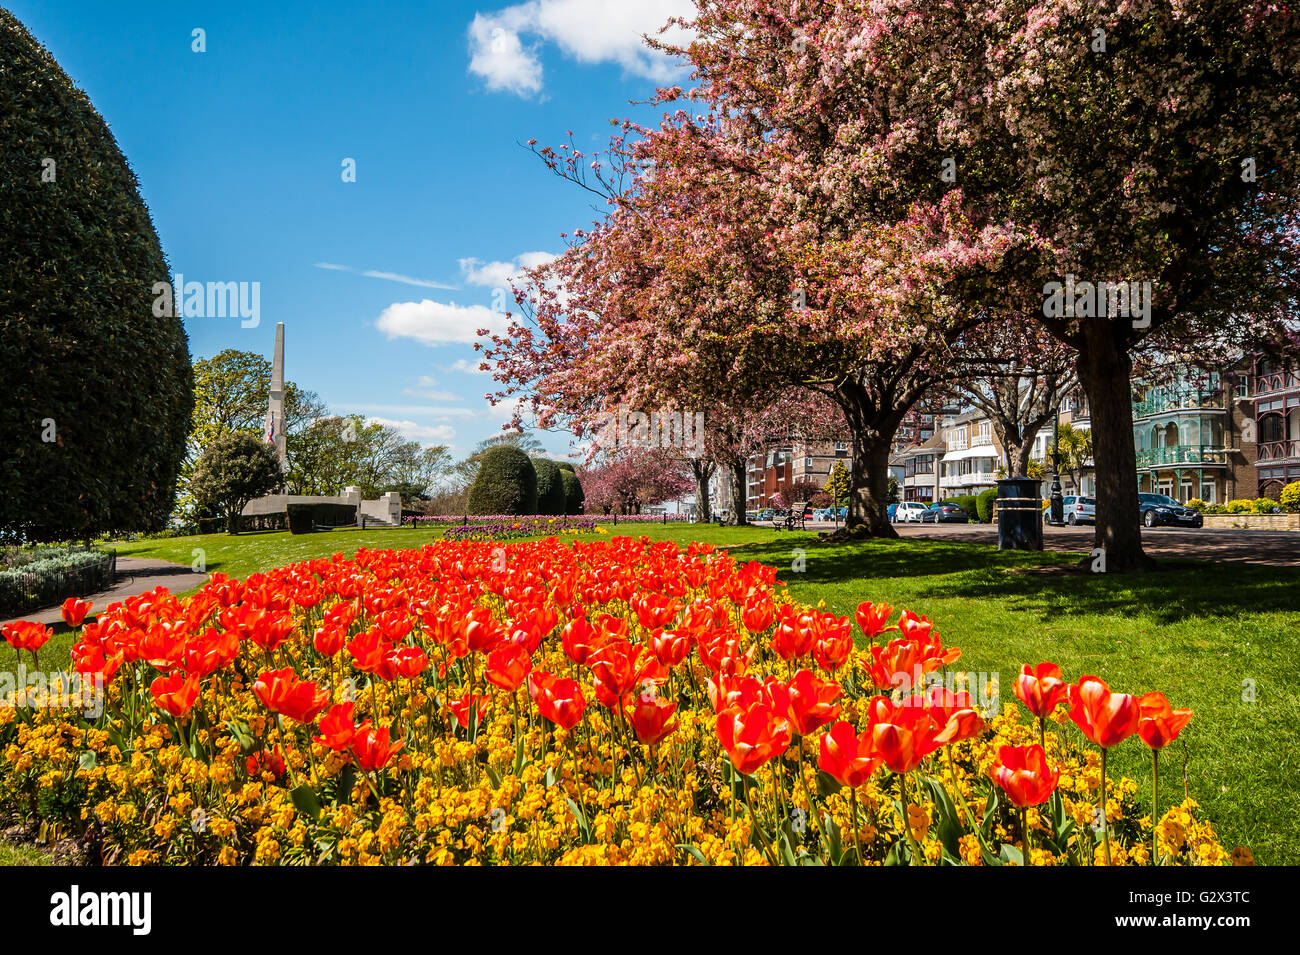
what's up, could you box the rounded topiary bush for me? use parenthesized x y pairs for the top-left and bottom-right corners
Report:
(976, 488), (998, 523)
(1280, 481), (1300, 513)
(468, 446), (537, 515)
(0, 11), (193, 542)
(560, 470), (584, 514)
(532, 458), (567, 514)
(554, 461), (576, 474)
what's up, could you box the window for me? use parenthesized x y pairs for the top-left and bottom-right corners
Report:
(1200, 483), (1216, 503)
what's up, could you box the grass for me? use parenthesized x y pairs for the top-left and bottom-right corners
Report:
(8, 521), (1298, 863)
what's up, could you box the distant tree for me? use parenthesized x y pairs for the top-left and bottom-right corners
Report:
(468, 446), (538, 515)
(1056, 422), (1094, 495)
(189, 433), (284, 534)
(824, 461), (851, 510)
(887, 475), (901, 505)
(560, 470), (584, 514)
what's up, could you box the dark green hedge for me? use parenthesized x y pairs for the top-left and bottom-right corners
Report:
(468, 446), (537, 515)
(532, 458), (567, 514)
(0, 11), (193, 542)
(561, 470), (584, 514)
(948, 494), (978, 521)
(287, 502), (358, 534)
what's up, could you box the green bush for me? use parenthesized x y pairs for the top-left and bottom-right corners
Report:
(1225, 499), (1254, 514)
(0, 11), (193, 543)
(286, 505), (314, 535)
(555, 462), (576, 474)
(948, 495), (978, 521)
(189, 434), (284, 534)
(1185, 498), (1208, 512)
(468, 446), (537, 515)
(532, 459), (567, 514)
(1280, 481), (1300, 513)
(976, 488), (998, 523)
(0, 546), (114, 617)
(561, 470), (585, 515)
(1252, 497), (1279, 514)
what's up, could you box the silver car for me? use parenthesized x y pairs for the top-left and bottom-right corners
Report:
(1065, 496), (1096, 525)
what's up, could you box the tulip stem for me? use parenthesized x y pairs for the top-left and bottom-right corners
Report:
(848, 786), (864, 866)
(1020, 807), (1033, 866)
(1151, 749), (1160, 866)
(1100, 747), (1112, 866)
(900, 773), (923, 865)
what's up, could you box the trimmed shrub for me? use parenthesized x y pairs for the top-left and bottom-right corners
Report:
(1, 11), (193, 543)
(561, 470), (584, 515)
(468, 446), (537, 515)
(976, 488), (998, 523)
(555, 462), (576, 474)
(949, 495), (978, 521)
(532, 459), (567, 515)
(1252, 497), (1279, 514)
(1225, 499), (1254, 514)
(0, 546), (114, 617)
(1280, 481), (1300, 513)
(1185, 498), (1208, 512)
(287, 505), (314, 535)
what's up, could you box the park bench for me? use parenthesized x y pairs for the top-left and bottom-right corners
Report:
(773, 501), (808, 531)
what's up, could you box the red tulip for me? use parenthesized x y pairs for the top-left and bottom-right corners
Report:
(784, 669), (842, 736)
(149, 672), (201, 718)
(818, 720), (881, 787)
(1068, 675), (1140, 748)
(1136, 692), (1193, 750)
(772, 608), (816, 660)
(392, 645), (429, 679)
(2, 620), (52, 653)
(352, 725), (403, 771)
(448, 692), (490, 729)
(588, 640), (643, 710)
(649, 628), (691, 668)
(528, 671), (585, 730)
(315, 703), (358, 751)
(990, 744), (1059, 807)
(923, 688), (985, 745)
(741, 595), (774, 634)
(813, 618), (854, 671)
(246, 748), (285, 779)
(253, 667), (330, 723)
(560, 617), (599, 665)
(855, 601), (894, 639)
(867, 696), (944, 775)
(61, 598), (93, 628)
(485, 642), (532, 692)
(716, 700), (791, 775)
(627, 694), (678, 747)
(1015, 662), (1068, 718)
(313, 625), (347, 657)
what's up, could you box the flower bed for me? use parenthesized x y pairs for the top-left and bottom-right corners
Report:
(408, 513), (688, 526)
(442, 517), (597, 541)
(0, 537), (1228, 866)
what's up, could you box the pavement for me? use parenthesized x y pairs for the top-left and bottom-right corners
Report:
(0, 557), (209, 629)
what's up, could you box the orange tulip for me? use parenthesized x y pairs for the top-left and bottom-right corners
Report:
(922, 687), (985, 745)
(784, 668), (842, 736)
(485, 642), (532, 692)
(990, 744), (1059, 807)
(818, 720), (881, 787)
(352, 725), (403, 771)
(1015, 662), (1068, 718)
(715, 700), (791, 775)
(627, 694), (678, 747)
(150, 672), (201, 718)
(528, 671), (585, 730)
(588, 639), (643, 710)
(448, 692), (490, 729)
(315, 702), (359, 751)
(2, 620), (52, 653)
(867, 696), (944, 775)
(1136, 692), (1193, 749)
(253, 667), (330, 723)
(649, 628), (691, 668)
(61, 598), (93, 628)
(855, 601), (894, 640)
(1068, 675), (1140, 748)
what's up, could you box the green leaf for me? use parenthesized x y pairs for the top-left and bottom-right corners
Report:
(920, 774), (963, 857)
(77, 750), (97, 771)
(485, 764), (502, 789)
(290, 783), (322, 821)
(565, 797), (591, 842)
(999, 843), (1024, 866)
(225, 719), (254, 753)
(675, 844), (710, 866)
(815, 769), (842, 797)
(778, 830), (798, 867)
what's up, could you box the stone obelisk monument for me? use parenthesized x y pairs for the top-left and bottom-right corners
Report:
(266, 322), (288, 471)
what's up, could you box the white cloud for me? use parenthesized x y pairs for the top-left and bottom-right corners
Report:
(445, 358), (491, 375)
(468, 1), (695, 97)
(459, 251), (556, 289)
(366, 416), (458, 445)
(374, 299), (507, 346)
(315, 262), (457, 290)
(404, 386), (464, 401)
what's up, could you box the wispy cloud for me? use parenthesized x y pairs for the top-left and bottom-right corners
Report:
(314, 262), (458, 290)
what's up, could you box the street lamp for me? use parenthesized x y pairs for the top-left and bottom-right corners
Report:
(1049, 403), (1064, 525)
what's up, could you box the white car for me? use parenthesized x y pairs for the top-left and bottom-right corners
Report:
(894, 502), (929, 523)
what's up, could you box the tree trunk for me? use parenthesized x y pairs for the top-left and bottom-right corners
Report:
(1076, 331), (1152, 572)
(226, 508), (241, 535)
(835, 382), (902, 538)
(691, 459), (713, 523)
(728, 458), (748, 525)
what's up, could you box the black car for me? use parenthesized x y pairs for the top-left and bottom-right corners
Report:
(920, 502), (969, 524)
(1138, 493), (1204, 528)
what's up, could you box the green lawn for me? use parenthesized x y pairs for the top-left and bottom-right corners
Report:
(10, 522), (1298, 863)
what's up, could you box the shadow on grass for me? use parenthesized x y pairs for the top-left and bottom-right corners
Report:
(735, 535), (1300, 626)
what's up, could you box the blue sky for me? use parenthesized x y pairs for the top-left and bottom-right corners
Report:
(10, 0), (694, 459)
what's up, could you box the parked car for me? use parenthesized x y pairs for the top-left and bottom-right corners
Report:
(920, 502), (969, 524)
(893, 501), (930, 523)
(1064, 496), (1096, 525)
(1138, 493), (1204, 528)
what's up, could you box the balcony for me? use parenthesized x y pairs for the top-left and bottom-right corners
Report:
(1255, 371), (1300, 397)
(1135, 446), (1228, 468)
(940, 471), (998, 489)
(1257, 438), (1300, 462)
(1132, 391), (1226, 419)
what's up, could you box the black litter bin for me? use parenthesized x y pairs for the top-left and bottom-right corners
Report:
(997, 478), (1043, 551)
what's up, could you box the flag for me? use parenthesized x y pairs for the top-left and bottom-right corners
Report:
(264, 412), (274, 444)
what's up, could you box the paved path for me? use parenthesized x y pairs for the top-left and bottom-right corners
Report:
(886, 521), (1300, 568)
(0, 557), (208, 629)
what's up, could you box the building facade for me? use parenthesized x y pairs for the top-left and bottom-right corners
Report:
(1254, 357), (1300, 497)
(938, 411), (1001, 497)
